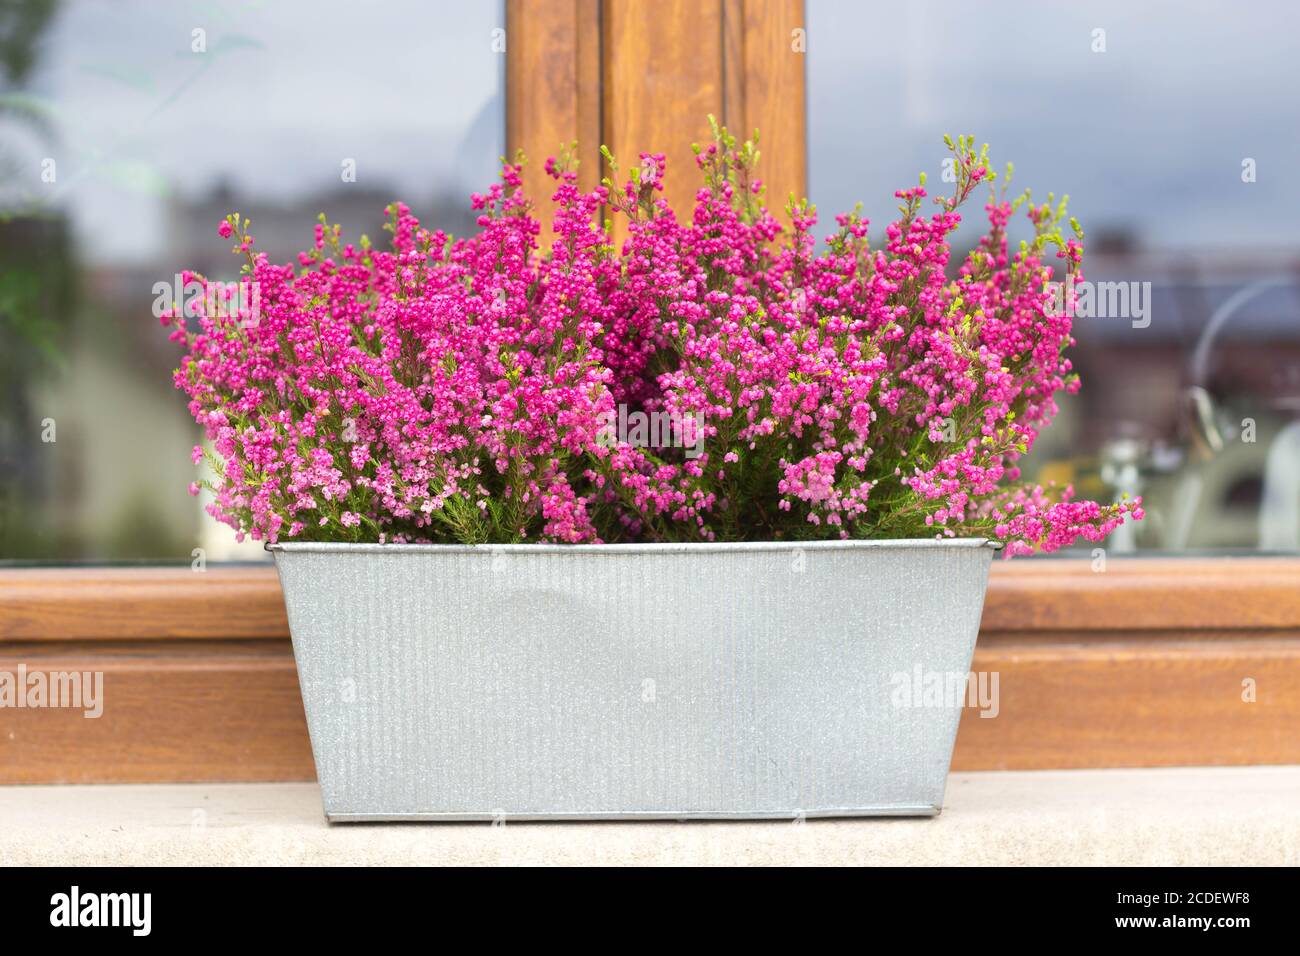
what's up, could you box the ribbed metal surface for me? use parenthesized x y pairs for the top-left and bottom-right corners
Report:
(270, 539), (997, 821)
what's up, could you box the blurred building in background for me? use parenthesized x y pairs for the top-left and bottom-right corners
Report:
(808, 0), (1300, 555)
(0, 0), (504, 562)
(1033, 251), (1300, 552)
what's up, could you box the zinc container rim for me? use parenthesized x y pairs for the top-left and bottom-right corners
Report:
(267, 537), (1003, 556)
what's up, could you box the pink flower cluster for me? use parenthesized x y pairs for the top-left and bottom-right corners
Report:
(162, 126), (1140, 553)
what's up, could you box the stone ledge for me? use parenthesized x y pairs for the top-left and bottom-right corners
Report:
(1, 766), (1297, 866)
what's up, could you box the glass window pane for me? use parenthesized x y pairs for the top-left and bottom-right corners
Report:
(1, 0), (504, 562)
(807, 0), (1300, 553)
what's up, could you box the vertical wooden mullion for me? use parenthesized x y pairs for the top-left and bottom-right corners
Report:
(723, 1), (748, 141)
(505, 0), (603, 235)
(574, 0), (603, 194)
(508, 0), (807, 244)
(723, 0), (807, 216)
(600, 0), (725, 242)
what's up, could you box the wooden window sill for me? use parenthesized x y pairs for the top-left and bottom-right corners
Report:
(2, 557), (1298, 783)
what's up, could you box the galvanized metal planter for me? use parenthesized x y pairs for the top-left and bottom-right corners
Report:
(269, 539), (998, 822)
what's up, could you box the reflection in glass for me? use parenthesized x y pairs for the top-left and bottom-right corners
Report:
(0, 0), (504, 561)
(807, 0), (1300, 553)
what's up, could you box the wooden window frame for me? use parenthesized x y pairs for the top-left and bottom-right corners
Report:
(2, 0), (1298, 783)
(506, 0), (806, 233)
(3, 558), (1298, 782)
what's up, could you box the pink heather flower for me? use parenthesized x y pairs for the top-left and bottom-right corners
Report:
(162, 127), (1139, 554)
